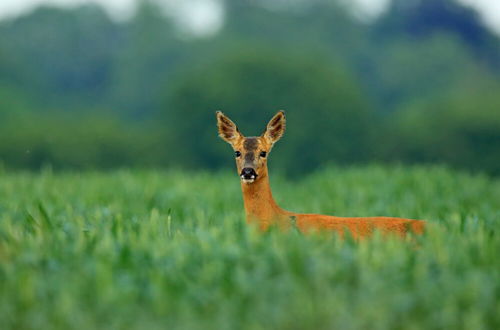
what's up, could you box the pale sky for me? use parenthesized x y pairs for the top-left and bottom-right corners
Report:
(0, 0), (224, 35)
(0, 0), (498, 36)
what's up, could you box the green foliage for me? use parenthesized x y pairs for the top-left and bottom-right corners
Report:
(165, 47), (373, 171)
(109, 1), (185, 116)
(0, 4), (119, 107)
(0, 0), (499, 174)
(365, 33), (478, 110)
(0, 166), (498, 329)
(0, 113), (167, 170)
(390, 80), (500, 174)
(0, 84), (37, 119)
(375, 0), (499, 60)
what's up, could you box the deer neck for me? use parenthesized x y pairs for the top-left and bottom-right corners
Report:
(240, 167), (287, 223)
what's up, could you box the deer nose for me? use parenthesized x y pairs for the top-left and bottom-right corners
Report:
(240, 168), (257, 180)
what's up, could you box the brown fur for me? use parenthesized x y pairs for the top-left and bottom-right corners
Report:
(216, 110), (425, 239)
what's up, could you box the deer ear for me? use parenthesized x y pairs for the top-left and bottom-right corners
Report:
(216, 111), (242, 144)
(263, 110), (286, 144)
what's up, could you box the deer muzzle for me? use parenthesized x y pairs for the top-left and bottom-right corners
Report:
(240, 167), (257, 183)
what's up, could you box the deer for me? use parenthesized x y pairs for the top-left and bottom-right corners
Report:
(216, 110), (425, 239)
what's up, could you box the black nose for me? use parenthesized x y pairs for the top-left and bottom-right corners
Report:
(240, 168), (257, 179)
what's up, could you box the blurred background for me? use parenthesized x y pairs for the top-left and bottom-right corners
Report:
(0, 0), (499, 175)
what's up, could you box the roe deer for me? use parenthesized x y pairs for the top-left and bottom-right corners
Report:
(216, 110), (425, 239)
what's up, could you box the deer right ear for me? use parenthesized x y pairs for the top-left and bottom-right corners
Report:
(216, 111), (242, 144)
(263, 110), (286, 144)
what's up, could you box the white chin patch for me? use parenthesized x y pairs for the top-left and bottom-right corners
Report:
(241, 175), (256, 184)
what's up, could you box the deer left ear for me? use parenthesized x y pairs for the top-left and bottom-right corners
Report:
(216, 111), (243, 144)
(263, 110), (286, 144)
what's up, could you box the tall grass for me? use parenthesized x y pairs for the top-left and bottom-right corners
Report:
(0, 166), (498, 330)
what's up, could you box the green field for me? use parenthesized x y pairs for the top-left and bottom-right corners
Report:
(0, 166), (498, 330)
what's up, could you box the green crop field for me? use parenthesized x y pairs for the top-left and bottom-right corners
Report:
(0, 166), (498, 330)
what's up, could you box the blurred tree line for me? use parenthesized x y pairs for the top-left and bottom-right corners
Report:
(0, 0), (499, 174)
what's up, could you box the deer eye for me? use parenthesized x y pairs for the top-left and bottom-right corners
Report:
(235, 151), (241, 158)
(260, 151), (267, 158)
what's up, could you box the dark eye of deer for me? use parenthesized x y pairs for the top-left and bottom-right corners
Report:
(260, 151), (267, 158)
(235, 151), (241, 158)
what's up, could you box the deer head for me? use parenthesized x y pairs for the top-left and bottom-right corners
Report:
(216, 111), (286, 183)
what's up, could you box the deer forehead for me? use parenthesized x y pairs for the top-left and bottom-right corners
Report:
(235, 137), (270, 151)
(244, 138), (259, 151)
